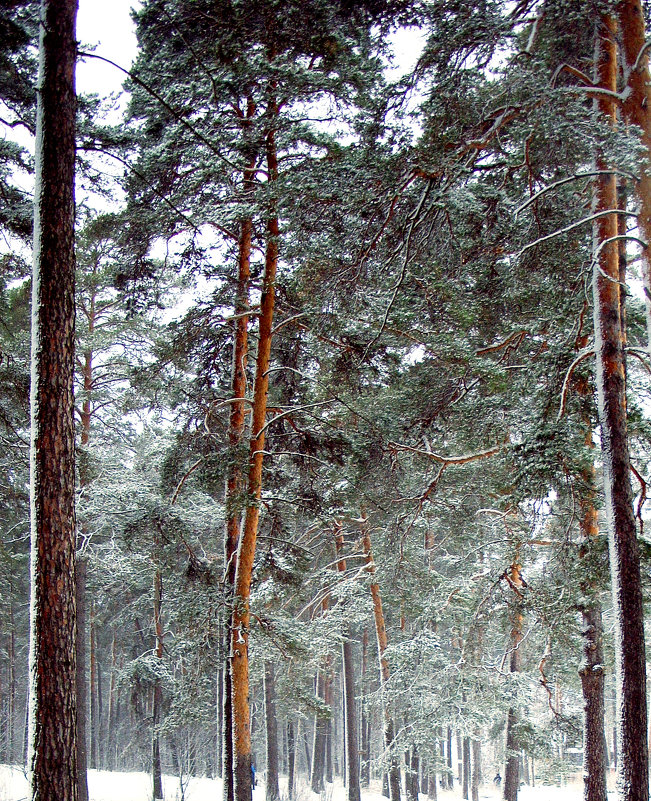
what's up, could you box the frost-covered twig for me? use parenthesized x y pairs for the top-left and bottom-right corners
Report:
(514, 170), (637, 218)
(557, 347), (595, 420)
(516, 208), (637, 258)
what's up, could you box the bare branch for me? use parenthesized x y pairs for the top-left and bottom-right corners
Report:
(515, 170), (638, 218)
(557, 348), (595, 420)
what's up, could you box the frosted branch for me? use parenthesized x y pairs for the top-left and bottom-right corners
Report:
(515, 170), (637, 217)
(557, 347), (595, 420)
(516, 209), (637, 258)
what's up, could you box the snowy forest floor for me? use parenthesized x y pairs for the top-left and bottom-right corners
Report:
(0, 765), (618, 801)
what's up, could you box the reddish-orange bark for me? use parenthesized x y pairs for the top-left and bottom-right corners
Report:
(591, 16), (648, 801)
(222, 99), (256, 801)
(230, 96), (279, 801)
(617, 0), (651, 347)
(29, 1), (79, 799)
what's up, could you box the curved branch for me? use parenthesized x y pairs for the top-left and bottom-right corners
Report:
(557, 348), (595, 420)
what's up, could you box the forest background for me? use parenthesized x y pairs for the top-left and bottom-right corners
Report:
(2, 2), (651, 801)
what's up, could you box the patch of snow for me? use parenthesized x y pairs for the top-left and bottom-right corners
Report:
(0, 766), (619, 801)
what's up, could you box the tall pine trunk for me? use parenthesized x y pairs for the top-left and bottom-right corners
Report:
(360, 521), (401, 801)
(28, 1), (78, 799)
(264, 662), (280, 801)
(311, 671), (328, 793)
(152, 563), (164, 801)
(503, 558), (523, 801)
(471, 738), (481, 801)
(617, 0), (651, 351)
(231, 93), (279, 801)
(287, 720), (296, 799)
(592, 16), (649, 801)
(335, 525), (361, 801)
(462, 737), (470, 800)
(223, 98), (255, 801)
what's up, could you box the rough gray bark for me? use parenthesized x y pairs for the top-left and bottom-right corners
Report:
(287, 720), (295, 799)
(28, 1), (78, 800)
(462, 737), (470, 800)
(311, 672), (327, 793)
(264, 662), (279, 801)
(471, 738), (481, 801)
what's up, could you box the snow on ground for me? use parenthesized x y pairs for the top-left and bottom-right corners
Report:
(0, 766), (618, 801)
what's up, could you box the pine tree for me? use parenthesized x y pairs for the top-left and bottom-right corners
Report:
(28, 1), (78, 799)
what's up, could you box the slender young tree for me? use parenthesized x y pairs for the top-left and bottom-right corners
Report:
(28, 1), (78, 800)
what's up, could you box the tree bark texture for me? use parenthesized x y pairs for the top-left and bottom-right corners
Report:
(28, 1), (78, 800)
(106, 633), (117, 771)
(579, 493), (608, 801)
(311, 670), (328, 793)
(503, 559), (523, 801)
(264, 662), (280, 801)
(75, 559), (88, 801)
(361, 523), (401, 801)
(335, 526), (361, 801)
(471, 738), (481, 801)
(447, 728), (453, 789)
(574, 338), (608, 801)
(231, 98), (279, 801)
(152, 567), (164, 801)
(592, 16), (649, 801)
(89, 608), (99, 770)
(617, 0), (651, 349)
(462, 737), (470, 800)
(287, 720), (295, 799)
(223, 176), (253, 801)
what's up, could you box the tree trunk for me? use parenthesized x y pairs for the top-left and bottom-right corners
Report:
(457, 733), (462, 785)
(90, 606), (99, 770)
(471, 738), (481, 801)
(302, 718), (312, 777)
(617, 0), (651, 350)
(592, 15), (649, 801)
(152, 567), (164, 801)
(360, 522), (401, 801)
(447, 728), (453, 789)
(28, 1), (78, 799)
(579, 517), (608, 801)
(335, 525), (361, 801)
(287, 721), (295, 799)
(106, 633), (117, 772)
(96, 641), (103, 769)
(503, 559), (523, 801)
(462, 737), (470, 800)
(409, 748), (420, 801)
(264, 662), (280, 801)
(311, 671), (327, 792)
(574, 314), (608, 801)
(231, 93), (279, 801)
(76, 558), (89, 801)
(8, 605), (15, 764)
(222, 97), (255, 801)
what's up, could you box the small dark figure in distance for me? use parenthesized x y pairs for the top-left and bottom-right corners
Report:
(493, 773), (502, 787)
(251, 764), (256, 789)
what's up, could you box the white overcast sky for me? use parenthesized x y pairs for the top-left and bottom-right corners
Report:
(76, 0), (141, 97)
